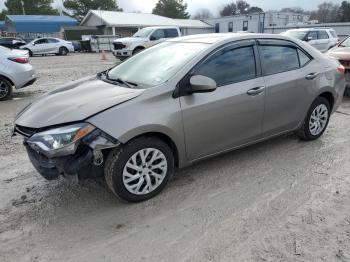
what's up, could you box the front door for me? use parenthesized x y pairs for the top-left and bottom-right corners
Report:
(180, 41), (265, 161)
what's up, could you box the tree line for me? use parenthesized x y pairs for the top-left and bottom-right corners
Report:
(1, 0), (350, 23)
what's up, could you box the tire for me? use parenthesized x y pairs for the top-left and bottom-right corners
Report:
(0, 76), (13, 101)
(104, 136), (174, 202)
(132, 47), (144, 56)
(297, 97), (331, 141)
(59, 47), (68, 56)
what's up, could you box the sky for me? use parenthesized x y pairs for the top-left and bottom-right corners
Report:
(0, 0), (346, 16)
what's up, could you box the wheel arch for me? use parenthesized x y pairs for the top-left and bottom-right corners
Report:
(318, 91), (335, 110)
(0, 74), (14, 86)
(123, 131), (180, 168)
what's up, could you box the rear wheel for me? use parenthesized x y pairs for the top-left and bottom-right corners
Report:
(297, 97), (331, 141)
(104, 137), (174, 202)
(59, 47), (68, 56)
(0, 77), (13, 101)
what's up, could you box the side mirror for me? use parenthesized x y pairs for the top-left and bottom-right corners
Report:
(150, 36), (156, 41)
(32, 42), (35, 46)
(190, 75), (217, 93)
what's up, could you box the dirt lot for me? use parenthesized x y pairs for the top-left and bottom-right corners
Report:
(1, 53), (350, 262)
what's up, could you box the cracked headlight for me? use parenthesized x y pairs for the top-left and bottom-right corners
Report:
(27, 123), (95, 157)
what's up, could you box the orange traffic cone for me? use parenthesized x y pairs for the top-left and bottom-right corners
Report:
(100, 50), (107, 60)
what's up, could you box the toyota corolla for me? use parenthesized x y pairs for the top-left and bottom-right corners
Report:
(13, 34), (345, 202)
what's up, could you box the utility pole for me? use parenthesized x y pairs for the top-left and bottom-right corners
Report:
(21, 0), (26, 15)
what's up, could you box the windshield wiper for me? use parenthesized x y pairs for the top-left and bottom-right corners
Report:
(106, 70), (138, 88)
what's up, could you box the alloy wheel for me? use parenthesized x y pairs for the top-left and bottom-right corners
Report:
(309, 104), (329, 136)
(0, 80), (9, 99)
(122, 148), (168, 195)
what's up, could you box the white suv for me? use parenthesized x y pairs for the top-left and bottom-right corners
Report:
(113, 26), (181, 60)
(281, 28), (339, 52)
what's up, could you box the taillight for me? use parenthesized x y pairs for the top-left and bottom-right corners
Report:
(8, 57), (29, 64)
(337, 64), (346, 74)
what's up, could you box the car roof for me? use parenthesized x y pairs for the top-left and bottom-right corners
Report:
(287, 28), (332, 32)
(167, 33), (298, 44)
(142, 26), (179, 30)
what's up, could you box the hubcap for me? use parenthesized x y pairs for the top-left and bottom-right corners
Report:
(123, 148), (168, 195)
(0, 80), (9, 99)
(309, 104), (329, 136)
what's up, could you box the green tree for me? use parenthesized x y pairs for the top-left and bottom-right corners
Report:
(152, 0), (189, 19)
(220, 1), (263, 17)
(63, 0), (123, 21)
(0, 10), (8, 20)
(4, 0), (58, 15)
(339, 1), (350, 22)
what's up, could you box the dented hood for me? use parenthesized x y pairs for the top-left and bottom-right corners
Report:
(15, 76), (144, 128)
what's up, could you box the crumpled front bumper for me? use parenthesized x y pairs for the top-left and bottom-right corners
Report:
(18, 127), (119, 180)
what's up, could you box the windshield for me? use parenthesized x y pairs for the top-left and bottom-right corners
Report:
(340, 37), (350, 47)
(108, 41), (209, 87)
(283, 31), (308, 40)
(133, 28), (153, 38)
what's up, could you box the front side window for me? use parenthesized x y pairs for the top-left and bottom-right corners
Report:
(34, 39), (48, 45)
(260, 45), (299, 75)
(307, 31), (318, 40)
(195, 46), (256, 87)
(150, 29), (165, 41)
(108, 42), (208, 87)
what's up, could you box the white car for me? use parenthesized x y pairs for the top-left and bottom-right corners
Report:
(281, 28), (339, 52)
(0, 46), (36, 100)
(20, 37), (74, 56)
(113, 26), (181, 60)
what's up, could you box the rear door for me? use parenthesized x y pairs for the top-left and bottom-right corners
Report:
(258, 39), (318, 137)
(180, 40), (266, 160)
(46, 38), (60, 53)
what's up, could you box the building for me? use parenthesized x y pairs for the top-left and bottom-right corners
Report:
(4, 15), (78, 41)
(60, 26), (103, 41)
(80, 10), (213, 37)
(205, 11), (309, 33)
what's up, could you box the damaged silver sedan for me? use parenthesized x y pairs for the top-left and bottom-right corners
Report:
(13, 34), (345, 202)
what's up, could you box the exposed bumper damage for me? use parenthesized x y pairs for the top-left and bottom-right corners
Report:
(15, 126), (119, 180)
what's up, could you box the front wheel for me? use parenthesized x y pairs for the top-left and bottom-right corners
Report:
(0, 77), (13, 101)
(297, 97), (331, 141)
(104, 137), (174, 202)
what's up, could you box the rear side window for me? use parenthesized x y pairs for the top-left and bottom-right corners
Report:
(318, 30), (329, 39)
(165, 29), (179, 38)
(260, 45), (299, 75)
(330, 30), (337, 38)
(195, 46), (256, 86)
(47, 38), (59, 43)
(298, 49), (311, 67)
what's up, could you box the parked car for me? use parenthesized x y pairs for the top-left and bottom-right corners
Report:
(113, 26), (181, 60)
(328, 36), (350, 90)
(20, 37), (74, 56)
(0, 37), (26, 49)
(0, 46), (36, 100)
(281, 28), (339, 52)
(13, 33), (345, 202)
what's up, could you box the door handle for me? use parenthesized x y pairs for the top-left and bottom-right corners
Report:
(247, 86), (265, 96)
(305, 72), (318, 80)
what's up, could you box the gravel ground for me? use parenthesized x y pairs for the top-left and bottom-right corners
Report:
(1, 53), (350, 262)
